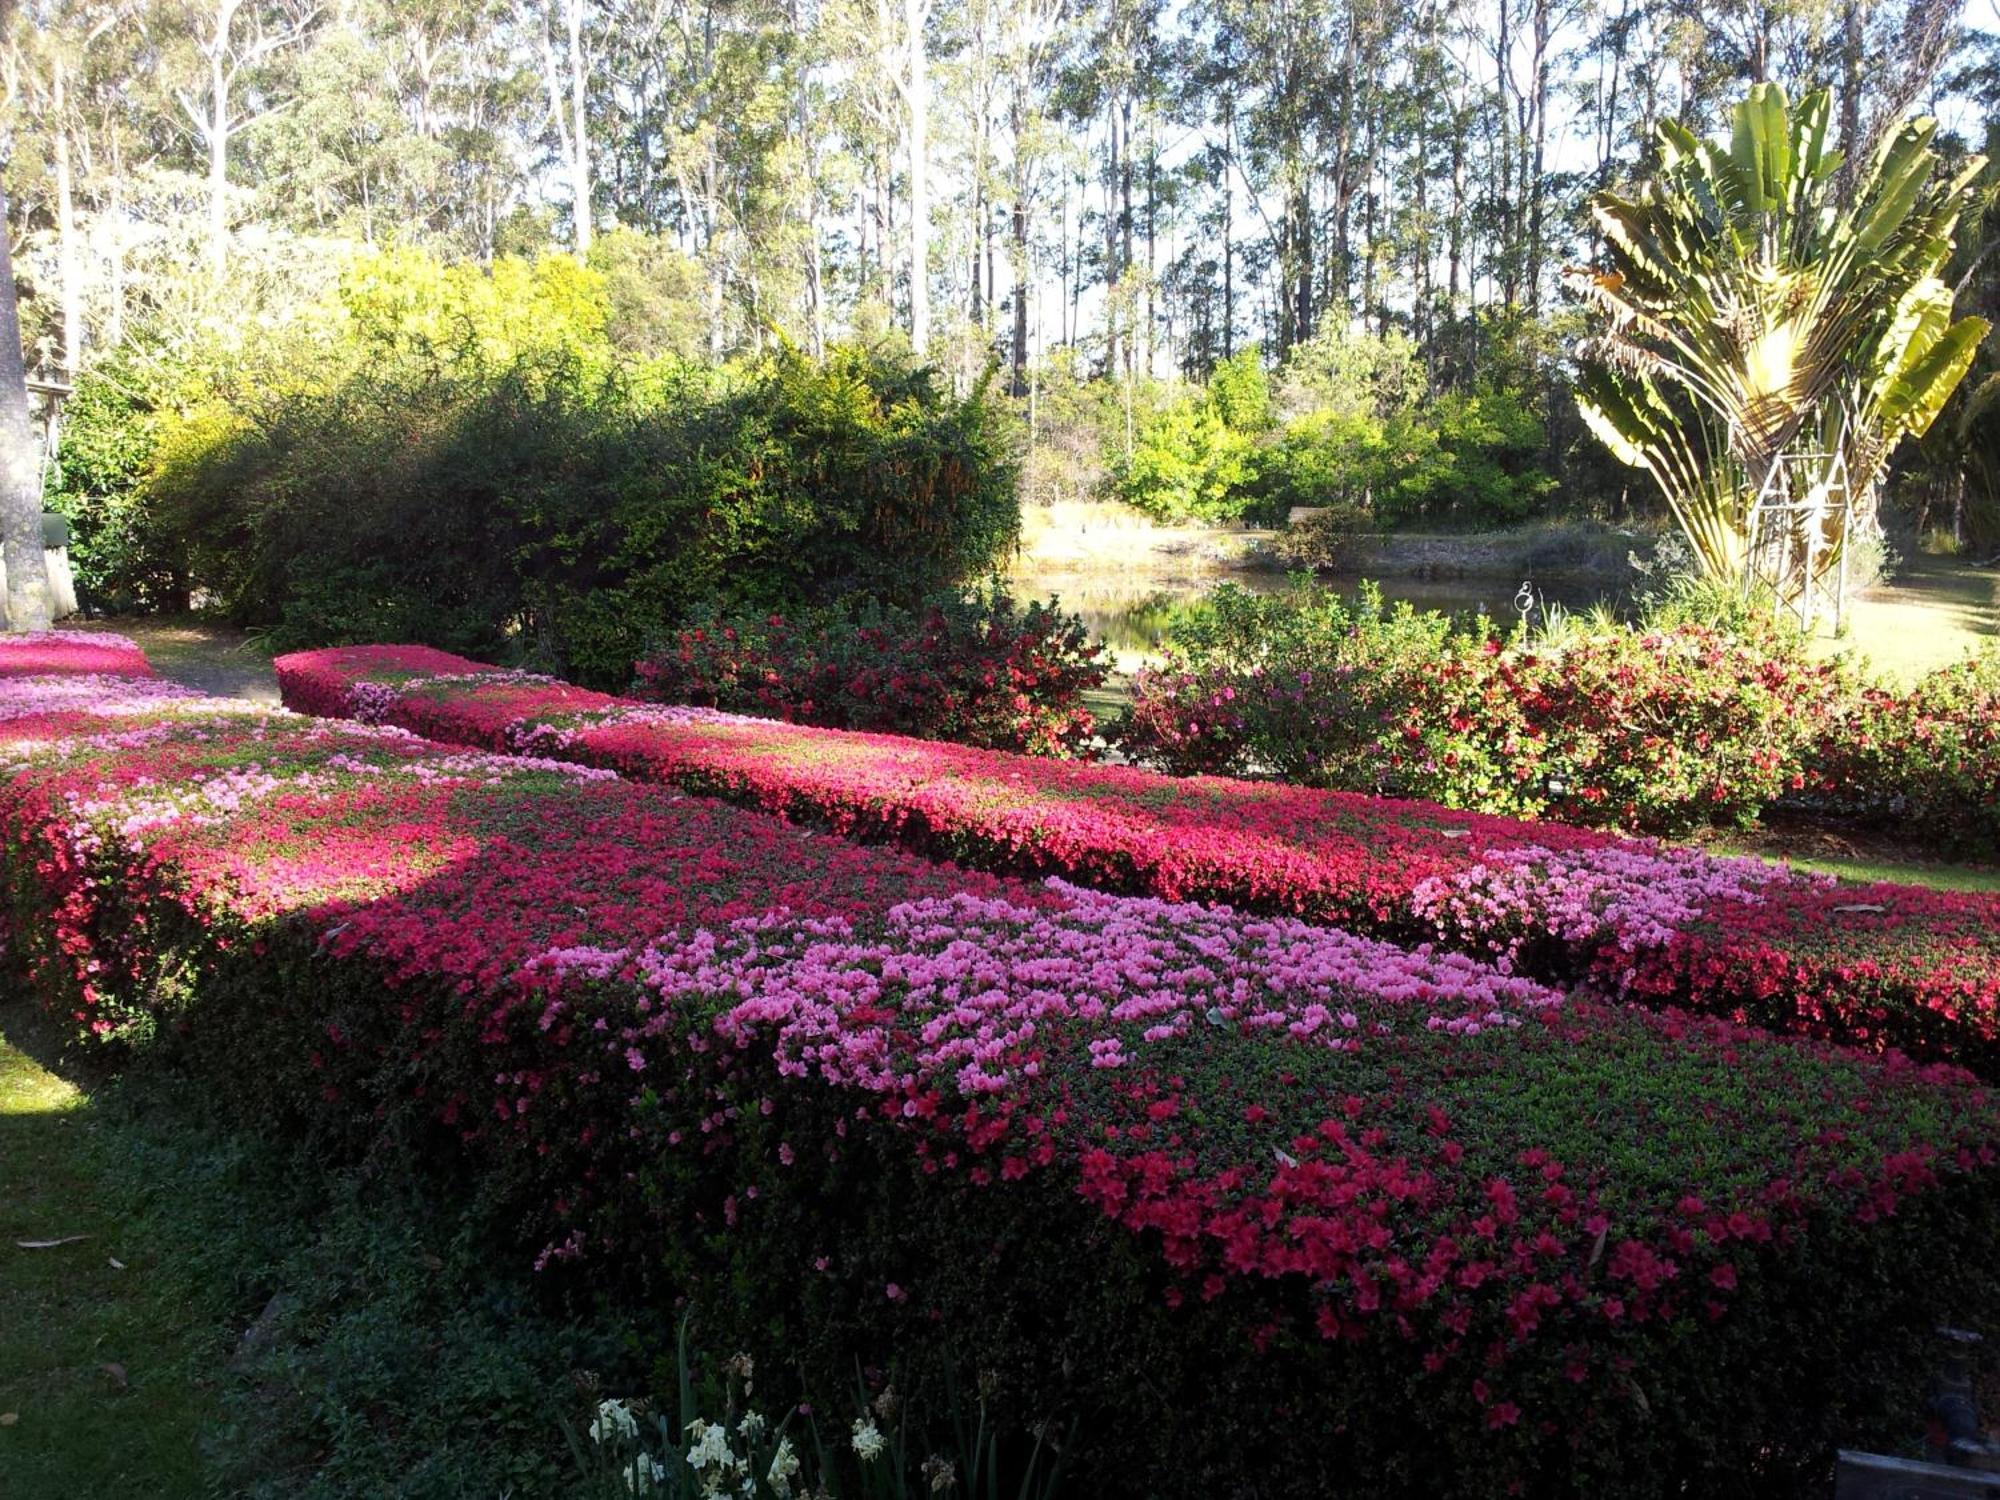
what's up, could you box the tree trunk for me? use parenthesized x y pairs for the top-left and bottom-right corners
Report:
(52, 58), (83, 380)
(567, 0), (592, 254)
(206, 5), (234, 278)
(1011, 103), (1030, 396)
(1525, 0), (1549, 315)
(1222, 105), (1234, 358)
(1836, 0), (1866, 197)
(0, 190), (54, 633)
(906, 0), (930, 355)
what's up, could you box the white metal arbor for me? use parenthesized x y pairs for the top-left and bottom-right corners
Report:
(1739, 419), (1861, 633)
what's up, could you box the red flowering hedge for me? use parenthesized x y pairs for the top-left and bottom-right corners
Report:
(17, 636), (2000, 1494)
(1809, 648), (2000, 857)
(1117, 614), (1851, 835)
(276, 645), (2000, 1080)
(630, 591), (1110, 758)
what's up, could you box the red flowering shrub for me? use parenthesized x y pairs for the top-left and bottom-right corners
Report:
(277, 645), (2000, 1079)
(630, 591), (1110, 758)
(1116, 586), (1852, 836)
(17, 640), (2000, 1496)
(1810, 647), (2000, 856)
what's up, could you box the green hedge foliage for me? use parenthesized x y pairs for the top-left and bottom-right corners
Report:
(49, 248), (1020, 689)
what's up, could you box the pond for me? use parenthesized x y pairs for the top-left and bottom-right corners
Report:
(1010, 565), (1633, 662)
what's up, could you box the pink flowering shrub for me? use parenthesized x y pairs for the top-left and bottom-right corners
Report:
(277, 644), (2000, 1078)
(17, 638), (2000, 1494)
(0, 629), (153, 680)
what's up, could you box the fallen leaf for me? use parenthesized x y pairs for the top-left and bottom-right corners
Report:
(15, 1236), (89, 1250)
(101, 1363), (128, 1391)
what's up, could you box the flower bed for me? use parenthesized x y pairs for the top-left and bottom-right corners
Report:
(276, 645), (2000, 1078)
(0, 628), (154, 680)
(13, 637), (2000, 1494)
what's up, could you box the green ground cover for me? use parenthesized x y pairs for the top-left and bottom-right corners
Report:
(0, 1031), (211, 1498)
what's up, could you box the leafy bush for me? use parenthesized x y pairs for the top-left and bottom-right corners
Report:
(1247, 391), (1556, 528)
(1108, 390), (1261, 523)
(59, 248), (1020, 688)
(45, 351), (198, 612)
(1811, 647), (2000, 855)
(631, 588), (1109, 757)
(1271, 503), (1371, 571)
(20, 639), (2000, 1498)
(1115, 582), (1854, 835)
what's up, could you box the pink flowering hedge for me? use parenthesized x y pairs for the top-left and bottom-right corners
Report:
(276, 645), (2000, 1080)
(0, 628), (154, 680)
(16, 632), (2000, 1495)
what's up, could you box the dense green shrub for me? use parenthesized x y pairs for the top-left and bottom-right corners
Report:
(632, 587), (1110, 757)
(1107, 344), (1556, 530)
(1115, 582), (1856, 835)
(1248, 390), (1556, 527)
(45, 352), (195, 612)
(1107, 365), (1266, 523)
(55, 248), (1020, 688)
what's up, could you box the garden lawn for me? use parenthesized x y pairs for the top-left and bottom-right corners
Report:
(275, 645), (2000, 1080)
(0, 1030), (210, 1499)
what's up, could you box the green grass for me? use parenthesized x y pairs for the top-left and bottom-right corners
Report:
(0, 1000), (641, 1499)
(0, 1034), (213, 1499)
(1715, 844), (2000, 894)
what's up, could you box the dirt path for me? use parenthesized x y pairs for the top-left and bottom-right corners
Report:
(75, 618), (279, 703)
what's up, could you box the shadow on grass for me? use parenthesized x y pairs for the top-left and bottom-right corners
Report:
(0, 1016), (213, 1500)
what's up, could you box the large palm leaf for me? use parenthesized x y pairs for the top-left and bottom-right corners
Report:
(1570, 84), (1989, 582)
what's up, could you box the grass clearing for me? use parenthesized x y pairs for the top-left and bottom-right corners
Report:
(0, 1030), (212, 1500)
(1, 1001), (632, 1499)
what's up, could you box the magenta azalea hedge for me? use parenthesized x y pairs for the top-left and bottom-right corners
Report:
(276, 645), (2000, 1080)
(14, 633), (2000, 1495)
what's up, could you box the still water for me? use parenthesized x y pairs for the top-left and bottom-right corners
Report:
(1010, 566), (1630, 658)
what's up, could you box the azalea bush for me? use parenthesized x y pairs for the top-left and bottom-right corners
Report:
(18, 633), (2000, 1496)
(632, 588), (1109, 758)
(1809, 647), (2000, 857)
(275, 645), (2000, 1080)
(1115, 583), (1855, 835)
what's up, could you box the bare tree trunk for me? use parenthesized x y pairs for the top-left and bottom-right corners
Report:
(906, 0), (929, 354)
(1010, 92), (1030, 395)
(0, 188), (54, 633)
(1525, 0), (1549, 315)
(567, 0), (591, 254)
(1222, 103), (1234, 357)
(206, 2), (236, 278)
(45, 66), (81, 381)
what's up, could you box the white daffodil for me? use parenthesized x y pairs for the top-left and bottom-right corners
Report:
(590, 1398), (639, 1445)
(850, 1417), (886, 1462)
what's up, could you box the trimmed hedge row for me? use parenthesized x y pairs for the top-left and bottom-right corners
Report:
(275, 645), (2000, 1080)
(11, 636), (2000, 1495)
